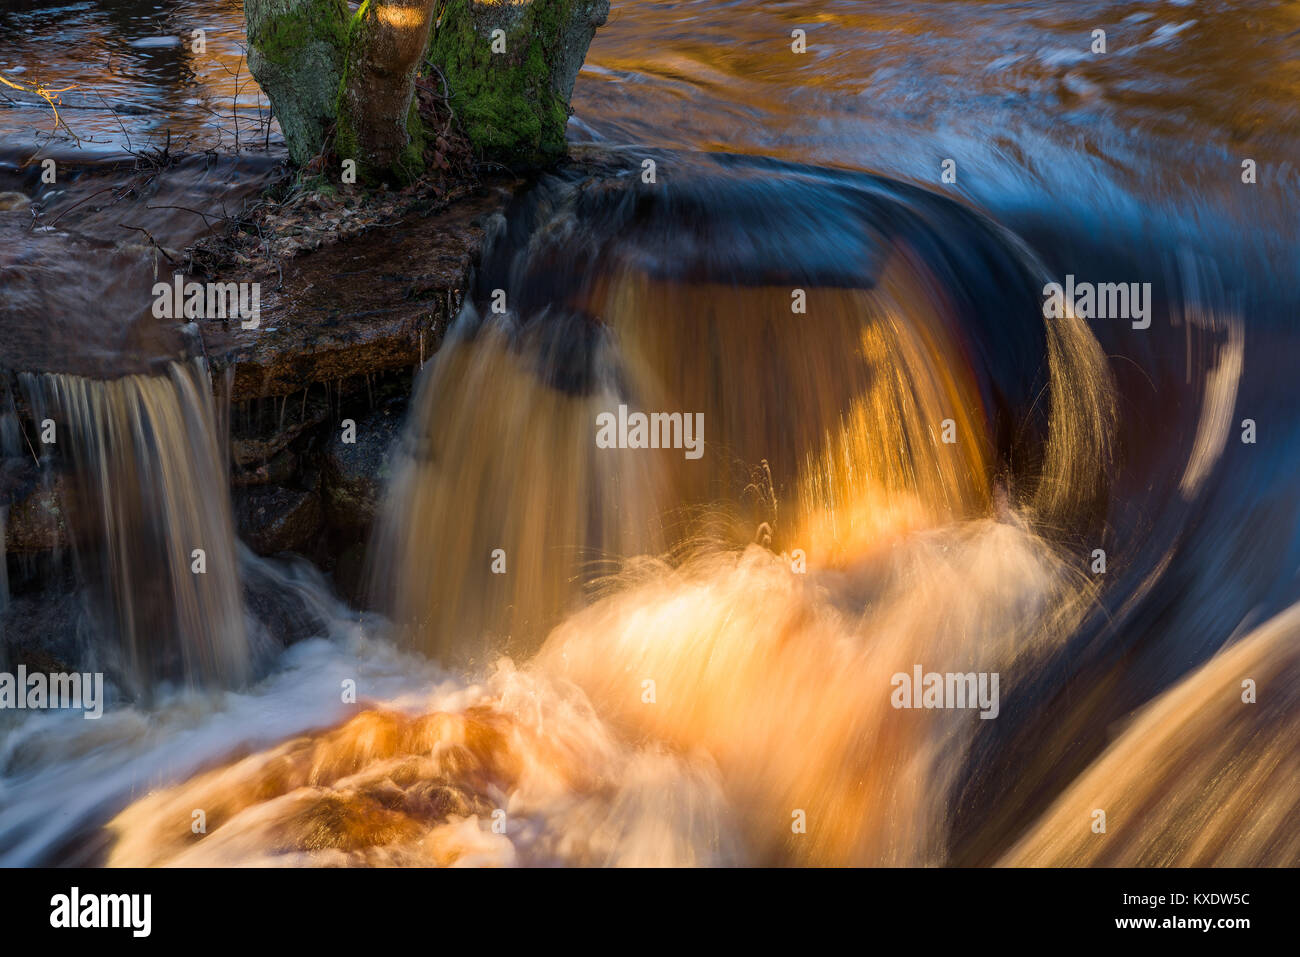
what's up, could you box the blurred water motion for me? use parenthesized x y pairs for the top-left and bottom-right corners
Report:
(3, 1), (1299, 866)
(575, 0), (1300, 219)
(372, 159), (1112, 661)
(20, 361), (249, 693)
(0, 0), (271, 158)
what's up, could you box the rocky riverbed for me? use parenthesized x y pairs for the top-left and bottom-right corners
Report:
(0, 143), (524, 667)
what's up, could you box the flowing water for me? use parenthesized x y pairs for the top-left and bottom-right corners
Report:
(0, 0), (270, 159)
(18, 361), (250, 693)
(1, 0), (1299, 866)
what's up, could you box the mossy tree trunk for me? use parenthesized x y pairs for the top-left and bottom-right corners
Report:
(428, 0), (610, 168)
(336, 0), (440, 182)
(245, 0), (349, 167)
(245, 0), (608, 178)
(246, 0), (436, 181)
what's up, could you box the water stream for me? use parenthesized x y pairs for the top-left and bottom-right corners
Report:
(0, 0), (1297, 866)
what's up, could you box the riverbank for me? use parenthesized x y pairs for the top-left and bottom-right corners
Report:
(0, 138), (511, 652)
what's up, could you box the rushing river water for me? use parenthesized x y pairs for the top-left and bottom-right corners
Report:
(1, 1), (1298, 865)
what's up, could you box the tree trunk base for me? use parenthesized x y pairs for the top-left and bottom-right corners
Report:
(428, 0), (610, 168)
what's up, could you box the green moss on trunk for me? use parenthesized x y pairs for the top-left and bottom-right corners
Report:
(245, 0), (350, 165)
(335, 0), (437, 185)
(248, 0), (349, 66)
(427, 0), (608, 168)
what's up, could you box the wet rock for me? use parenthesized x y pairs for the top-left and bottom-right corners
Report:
(233, 447), (299, 488)
(0, 571), (85, 677)
(200, 189), (506, 401)
(234, 485), (323, 555)
(321, 400), (403, 535)
(2, 460), (69, 552)
(331, 541), (371, 609)
(241, 556), (332, 649)
(0, 153), (281, 380)
(230, 390), (332, 468)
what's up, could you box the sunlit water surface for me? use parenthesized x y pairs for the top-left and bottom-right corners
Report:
(1, 0), (1298, 866)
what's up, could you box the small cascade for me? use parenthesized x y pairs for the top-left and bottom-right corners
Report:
(19, 359), (248, 692)
(371, 159), (1115, 664)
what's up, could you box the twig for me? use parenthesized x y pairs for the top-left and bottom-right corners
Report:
(94, 88), (135, 153)
(45, 183), (128, 226)
(119, 224), (177, 264)
(0, 72), (80, 140)
(145, 204), (224, 233)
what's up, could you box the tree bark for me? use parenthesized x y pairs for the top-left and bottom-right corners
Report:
(245, 0), (608, 176)
(427, 0), (610, 167)
(336, 0), (440, 182)
(244, 0), (349, 167)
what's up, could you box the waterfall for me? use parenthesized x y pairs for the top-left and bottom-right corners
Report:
(19, 360), (249, 692)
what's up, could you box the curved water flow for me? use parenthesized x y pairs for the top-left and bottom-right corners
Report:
(1, 0), (1297, 866)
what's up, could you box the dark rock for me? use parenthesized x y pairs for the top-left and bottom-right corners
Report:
(201, 189), (507, 401)
(0, 573), (86, 677)
(232, 446), (299, 488)
(2, 459), (69, 552)
(241, 555), (333, 650)
(321, 400), (403, 535)
(230, 389), (332, 468)
(234, 485), (323, 555)
(331, 541), (372, 609)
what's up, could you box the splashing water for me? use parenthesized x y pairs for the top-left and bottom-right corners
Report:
(373, 158), (1115, 660)
(3, 0), (1299, 869)
(13, 147), (1298, 867)
(92, 158), (1132, 867)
